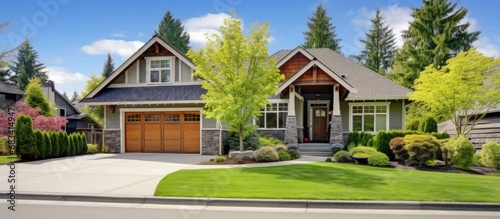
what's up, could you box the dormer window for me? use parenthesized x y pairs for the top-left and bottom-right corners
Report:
(146, 57), (173, 83)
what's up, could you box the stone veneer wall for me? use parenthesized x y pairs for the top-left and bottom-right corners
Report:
(201, 130), (223, 155)
(284, 115), (298, 144)
(329, 115), (344, 145)
(104, 130), (121, 153)
(257, 130), (285, 142)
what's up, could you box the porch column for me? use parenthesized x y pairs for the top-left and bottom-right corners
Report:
(330, 84), (344, 145)
(284, 85), (298, 145)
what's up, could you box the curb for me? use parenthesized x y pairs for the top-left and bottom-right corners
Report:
(2, 193), (500, 211)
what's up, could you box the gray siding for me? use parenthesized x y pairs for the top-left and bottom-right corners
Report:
(127, 62), (138, 84)
(340, 101), (349, 132)
(202, 113), (217, 129)
(389, 100), (403, 130)
(139, 59), (146, 83)
(115, 74), (125, 83)
(175, 58), (180, 82)
(105, 106), (120, 129)
(181, 62), (192, 82)
(55, 92), (78, 116)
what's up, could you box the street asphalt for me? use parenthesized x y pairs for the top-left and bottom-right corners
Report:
(0, 153), (499, 211)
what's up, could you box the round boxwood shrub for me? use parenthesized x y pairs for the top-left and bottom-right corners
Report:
(254, 146), (279, 162)
(481, 142), (500, 169)
(274, 145), (287, 152)
(277, 149), (292, 161)
(288, 149), (301, 159)
(349, 146), (377, 157)
(334, 150), (353, 163)
(445, 136), (475, 169)
(368, 152), (390, 167)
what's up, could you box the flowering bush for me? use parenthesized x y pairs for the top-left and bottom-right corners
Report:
(0, 102), (67, 136)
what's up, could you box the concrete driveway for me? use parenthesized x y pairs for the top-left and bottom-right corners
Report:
(0, 153), (212, 197)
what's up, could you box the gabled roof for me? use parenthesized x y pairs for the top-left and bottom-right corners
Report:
(271, 47), (412, 100)
(0, 81), (23, 95)
(80, 85), (205, 105)
(85, 35), (196, 99)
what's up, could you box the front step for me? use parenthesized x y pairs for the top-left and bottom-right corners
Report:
(298, 143), (332, 157)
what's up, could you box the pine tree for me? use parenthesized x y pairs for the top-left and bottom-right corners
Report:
(395, 0), (480, 88)
(10, 40), (47, 90)
(155, 10), (190, 53)
(101, 53), (114, 77)
(62, 92), (69, 100)
(70, 91), (79, 102)
(24, 78), (52, 116)
(303, 4), (341, 51)
(355, 8), (396, 75)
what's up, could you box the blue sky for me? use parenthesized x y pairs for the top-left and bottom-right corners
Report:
(1, 0), (500, 95)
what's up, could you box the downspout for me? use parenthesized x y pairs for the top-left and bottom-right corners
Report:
(218, 120), (223, 155)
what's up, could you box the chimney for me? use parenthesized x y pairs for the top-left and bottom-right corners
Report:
(43, 80), (56, 105)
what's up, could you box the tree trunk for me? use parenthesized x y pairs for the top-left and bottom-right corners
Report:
(239, 127), (244, 152)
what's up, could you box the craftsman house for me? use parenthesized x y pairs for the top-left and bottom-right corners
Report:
(80, 36), (411, 154)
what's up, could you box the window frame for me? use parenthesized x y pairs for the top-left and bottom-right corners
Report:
(348, 102), (390, 133)
(256, 100), (289, 130)
(146, 56), (174, 84)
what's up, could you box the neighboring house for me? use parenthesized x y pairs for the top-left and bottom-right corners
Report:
(80, 36), (411, 154)
(0, 80), (23, 110)
(438, 106), (500, 151)
(43, 80), (101, 134)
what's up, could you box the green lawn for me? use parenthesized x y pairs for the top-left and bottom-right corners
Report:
(0, 155), (20, 164)
(155, 162), (500, 202)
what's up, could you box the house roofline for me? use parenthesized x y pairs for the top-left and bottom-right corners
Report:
(344, 96), (409, 101)
(79, 100), (204, 106)
(275, 46), (315, 68)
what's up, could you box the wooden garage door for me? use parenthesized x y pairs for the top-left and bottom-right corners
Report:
(125, 111), (200, 153)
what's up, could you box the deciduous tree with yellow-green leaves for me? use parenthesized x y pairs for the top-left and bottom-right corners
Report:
(187, 15), (283, 152)
(410, 48), (500, 136)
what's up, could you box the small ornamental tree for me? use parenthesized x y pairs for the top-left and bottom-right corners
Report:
(0, 102), (67, 136)
(14, 115), (38, 160)
(44, 132), (52, 158)
(34, 130), (46, 159)
(187, 15), (283, 151)
(24, 78), (52, 116)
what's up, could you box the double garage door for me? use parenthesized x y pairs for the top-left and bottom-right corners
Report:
(125, 111), (200, 153)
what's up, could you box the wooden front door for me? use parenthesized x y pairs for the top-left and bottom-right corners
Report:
(313, 108), (328, 141)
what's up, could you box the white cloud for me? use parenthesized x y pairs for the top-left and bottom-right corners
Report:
(46, 66), (89, 94)
(474, 37), (500, 57)
(110, 32), (126, 38)
(183, 13), (231, 45)
(81, 39), (145, 60)
(350, 5), (413, 48)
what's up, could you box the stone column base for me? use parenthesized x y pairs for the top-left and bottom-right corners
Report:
(329, 115), (344, 145)
(284, 115), (298, 145)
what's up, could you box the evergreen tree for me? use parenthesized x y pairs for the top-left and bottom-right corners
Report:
(303, 4), (341, 51)
(355, 8), (396, 75)
(101, 53), (115, 77)
(62, 91), (69, 100)
(15, 115), (38, 160)
(44, 132), (52, 158)
(24, 78), (52, 116)
(70, 91), (79, 102)
(154, 10), (190, 53)
(10, 40), (47, 90)
(395, 0), (480, 88)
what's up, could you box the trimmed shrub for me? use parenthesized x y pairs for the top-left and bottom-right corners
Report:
(0, 136), (8, 155)
(277, 149), (292, 161)
(288, 149), (301, 159)
(349, 146), (377, 157)
(347, 131), (360, 146)
(431, 132), (450, 140)
(254, 146), (279, 162)
(445, 136), (475, 170)
(405, 118), (420, 131)
(58, 132), (67, 157)
(481, 142), (500, 169)
(330, 143), (344, 155)
(225, 131), (260, 151)
(403, 134), (440, 166)
(44, 132), (52, 158)
(87, 144), (98, 154)
(102, 146), (109, 153)
(368, 152), (390, 167)
(81, 134), (88, 154)
(15, 115), (38, 160)
(347, 142), (357, 151)
(389, 137), (407, 163)
(373, 131), (394, 160)
(274, 145), (288, 152)
(214, 155), (225, 163)
(51, 132), (60, 157)
(358, 133), (373, 146)
(419, 117), (438, 133)
(34, 130), (46, 159)
(334, 150), (353, 162)
(259, 135), (284, 147)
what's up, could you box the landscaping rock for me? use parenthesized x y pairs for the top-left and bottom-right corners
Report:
(229, 150), (254, 159)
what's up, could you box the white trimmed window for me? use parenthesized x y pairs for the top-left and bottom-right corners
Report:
(349, 102), (390, 132)
(147, 57), (173, 83)
(257, 103), (288, 129)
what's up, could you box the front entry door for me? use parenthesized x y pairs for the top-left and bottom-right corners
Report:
(313, 108), (328, 142)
